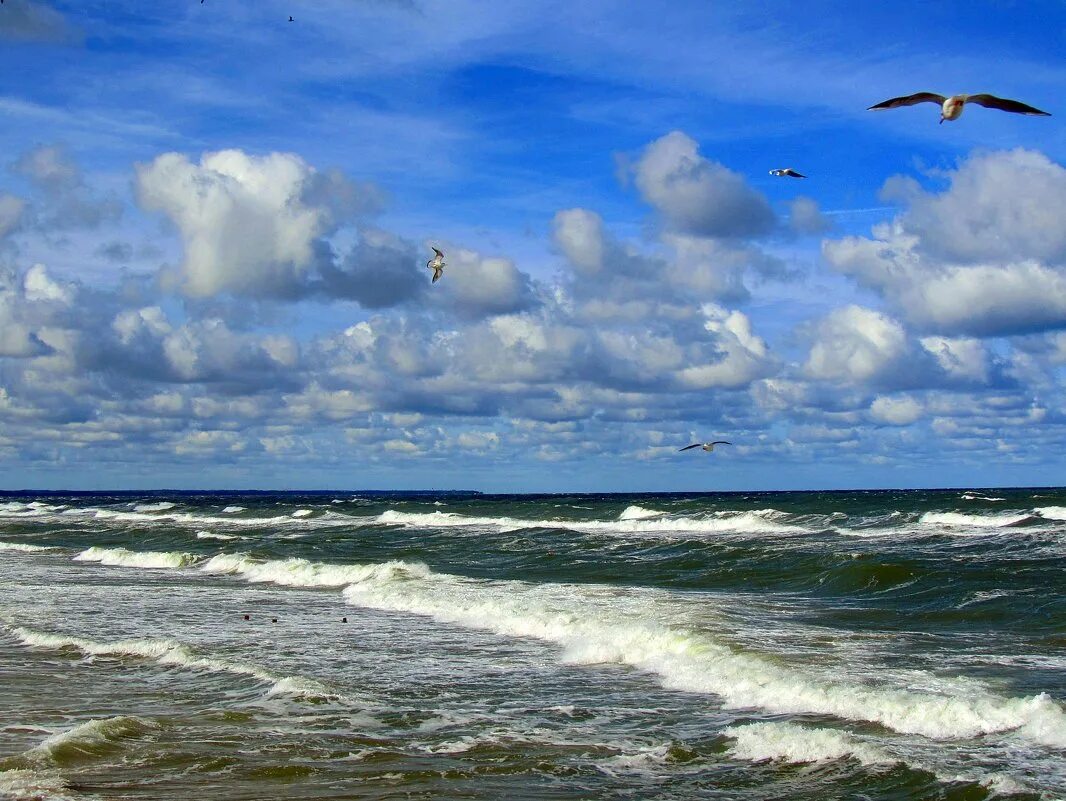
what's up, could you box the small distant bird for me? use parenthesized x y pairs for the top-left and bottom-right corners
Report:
(427, 247), (445, 283)
(769, 168), (805, 178)
(679, 441), (732, 453)
(868, 92), (1051, 124)
(289, 16), (294, 21)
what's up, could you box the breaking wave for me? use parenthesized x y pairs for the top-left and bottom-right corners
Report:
(618, 505), (664, 520)
(132, 502), (176, 513)
(74, 546), (199, 570)
(1035, 506), (1066, 521)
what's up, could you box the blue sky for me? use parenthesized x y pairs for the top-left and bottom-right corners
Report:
(0, 0), (1063, 491)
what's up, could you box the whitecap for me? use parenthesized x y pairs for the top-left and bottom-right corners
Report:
(221, 506), (246, 514)
(291, 509), (314, 518)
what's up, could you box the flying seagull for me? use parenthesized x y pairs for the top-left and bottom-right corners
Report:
(868, 92), (1051, 124)
(427, 247), (445, 283)
(289, 16), (294, 21)
(679, 441), (732, 453)
(769, 168), (805, 178)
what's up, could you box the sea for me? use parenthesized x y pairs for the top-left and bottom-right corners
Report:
(0, 488), (1063, 800)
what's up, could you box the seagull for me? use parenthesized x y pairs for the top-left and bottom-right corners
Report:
(679, 441), (732, 453)
(868, 92), (1051, 124)
(288, 16), (294, 21)
(427, 247), (445, 283)
(769, 168), (806, 178)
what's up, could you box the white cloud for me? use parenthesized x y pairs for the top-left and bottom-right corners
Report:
(137, 150), (331, 298)
(869, 395), (923, 426)
(824, 150), (1066, 337)
(633, 131), (775, 239)
(805, 306), (909, 384)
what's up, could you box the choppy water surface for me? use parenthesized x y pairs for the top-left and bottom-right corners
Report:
(1, 488), (1063, 800)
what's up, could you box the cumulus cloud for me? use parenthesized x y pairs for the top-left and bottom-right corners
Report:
(881, 149), (1066, 266)
(435, 249), (538, 318)
(137, 150), (333, 298)
(824, 149), (1066, 337)
(632, 131), (775, 239)
(805, 305), (911, 384)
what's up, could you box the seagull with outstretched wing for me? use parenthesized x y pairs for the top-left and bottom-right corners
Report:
(679, 441), (732, 453)
(769, 168), (806, 178)
(427, 247), (445, 283)
(868, 92), (1050, 124)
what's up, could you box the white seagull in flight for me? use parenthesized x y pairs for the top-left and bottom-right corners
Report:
(868, 92), (1051, 124)
(427, 247), (445, 283)
(769, 168), (806, 178)
(679, 441), (732, 453)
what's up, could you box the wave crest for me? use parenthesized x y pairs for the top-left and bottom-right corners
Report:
(74, 546), (198, 569)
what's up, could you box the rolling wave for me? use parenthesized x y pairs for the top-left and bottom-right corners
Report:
(727, 721), (892, 765)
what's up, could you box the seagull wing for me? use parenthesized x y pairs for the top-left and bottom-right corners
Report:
(709, 441), (732, 446)
(868, 92), (945, 110)
(679, 443), (703, 451)
(784, 169), (806, 178)
(432, 267), (444, 283)
(967, 94), (1051, 116)
(432, 247), (444, 258)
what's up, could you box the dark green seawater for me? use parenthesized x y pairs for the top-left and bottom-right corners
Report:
(1, 488), (1063, 799)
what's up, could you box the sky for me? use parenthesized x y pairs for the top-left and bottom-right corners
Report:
(0, 0), (1064, 492)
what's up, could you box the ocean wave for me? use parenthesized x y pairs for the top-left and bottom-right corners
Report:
(960, 493), (1006, 502)
(196, 531), (238, 541)
(32, 715), (158, 764)
(132, 502), (176, 512)
(1035, 506), (1066, 521)
(376, 509), (803, 536)
(0, 542), (57, 552)
(919, 511), (1039, 529)
(74, 546), (198, 569)
(618, 505), (664, 520)
(7, 625), (341, 702)
(727, 722), (892, 765)
(220, 506), (245, 514)
(199, 553), (428, 587)
(291, 509), (313, 518)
